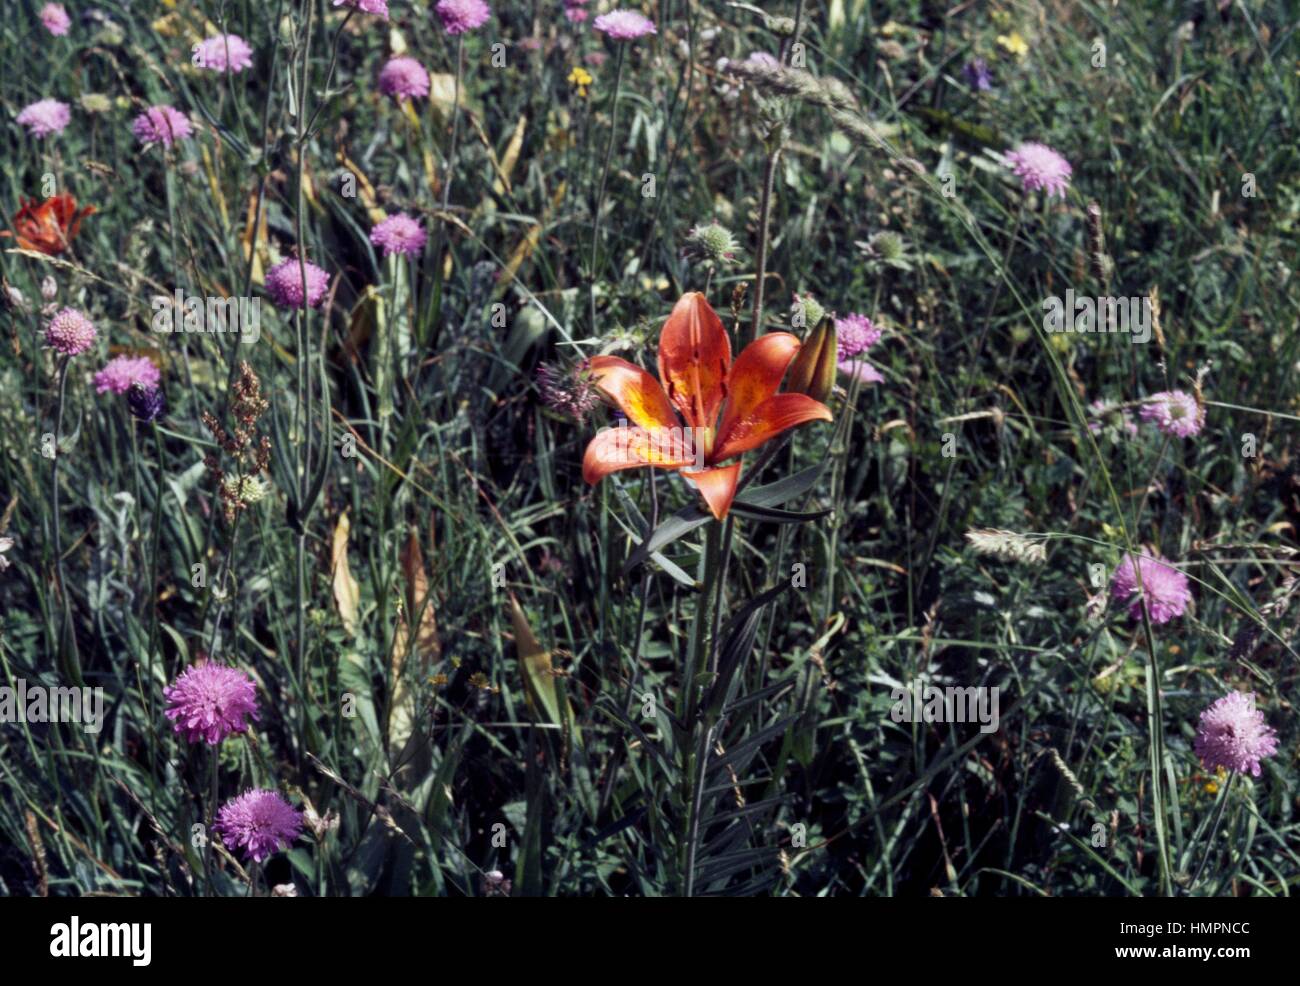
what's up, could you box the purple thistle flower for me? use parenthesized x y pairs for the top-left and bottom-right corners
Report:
(537, 360), (600, 423)
(214, 789), (305, 863)
(40, 3), (71, 36)
(593, 9), (657, 40)
(963, 58), (993, 92)
(127, 384), (167, 423)
(332, 0), (390, 19)
(1005, 141), (1072, 199)
(45, 308), (97, 356)
(17, 99), (71, 138)
(94, 355), (161, 395)
(1194, 692), (1278, 777)
(1110, 553), (1192, 625)
(132, 105), (194, 147)
(435, 0), (491, 35)
(370, 213), (427, 258)
(265, 257), (330, 309)
(1139, 389), (1202, 438)
(378, 56), (430, 101)
(163, 663), (260, 745)
(195, 35), (254, 74)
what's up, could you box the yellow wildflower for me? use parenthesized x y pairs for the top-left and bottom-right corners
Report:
(997, 32), (1029, 58)
(567, 66), (593, 98)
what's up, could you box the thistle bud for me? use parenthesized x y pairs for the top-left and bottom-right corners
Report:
(684, 221), (741, 267)
(786, 315), (838, 403)
(40, 277), (58, 302)
(791, 293), (825, 330)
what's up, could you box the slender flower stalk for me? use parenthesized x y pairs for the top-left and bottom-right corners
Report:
(588, 40), (627, 332)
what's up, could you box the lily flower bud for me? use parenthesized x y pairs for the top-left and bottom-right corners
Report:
(786, 314), (838, 404)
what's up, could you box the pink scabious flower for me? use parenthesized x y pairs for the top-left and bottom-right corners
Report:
(45, 308), (97, 356)
(378, 57), (430, 101)
(163, 663), (260, 745)
(835, 313), (881, 361)
(1194, 692), (1278, 778)
(16, 99), (71, 138)
(265, 257), (330, 309)
(1087, 398), (1138, 437)
(94, 355), (161, 395)
(214, 789), (305, 863)
(370, 213), (427, 257)
(594, 9), (657, 40)
(1139, 389), (1202, 438)
(132, 105), (194, 147)
(40, 2), (70, 36)
(1005, 141), (1072, 199)
(195, 35), (254, 74)
(835, 312), (884, 384)
(333, 0), (390, 18)
(435, 0), (491, 34)
(1109, 553), (1192, 625)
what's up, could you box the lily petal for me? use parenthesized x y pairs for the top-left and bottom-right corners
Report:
(582, 424), (696, 483)
(711, 393), (833, 462)
(587, 355), (681, 431)
(682, 462), (743, 521)
(657, 292), (731, 432)
(715, 332), (801, 454)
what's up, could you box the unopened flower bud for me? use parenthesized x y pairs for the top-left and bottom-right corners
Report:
(791, 293), (825, 330)
(786, 315), (838, 404)
(684, 220), (741, 267)
(41, 276), (57, 301)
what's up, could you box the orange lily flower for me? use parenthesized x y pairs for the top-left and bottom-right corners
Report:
(2, 195), (95, 256)
(582, 292), (833, 520)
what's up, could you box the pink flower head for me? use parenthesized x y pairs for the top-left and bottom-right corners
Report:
(332, 0), (389, 18)
(1139, 389), (1202, 438)
(132, 105), (194, 147)
(370, 212), (427, 257)
(94, 355), (161, 395)
(1088, 398), (1138, 437)
(1110, 553), (1192, 625)
(195, 35), (254, 73)
(838, 359), (884, 385)
(745, 52), (779, 69)
(1194, 692), (1278, 777)
(163, 663), (260, 745)
(45, 308), (97, 356)
(16, 99), (71, 138)
(564, 3), (589, 24)
(214, 789), (304, 862)
(594, 9), (657, 40)
(378, 56), (430, 101)
(835, 312), (881, 361)
(435, 0), (491, 34)
(40, 3), (70, 36)
(265, 257), (330, 309)
(1005, 141), (1072, 199)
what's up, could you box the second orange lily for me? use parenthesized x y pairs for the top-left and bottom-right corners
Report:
(582, 292), (833, 520)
